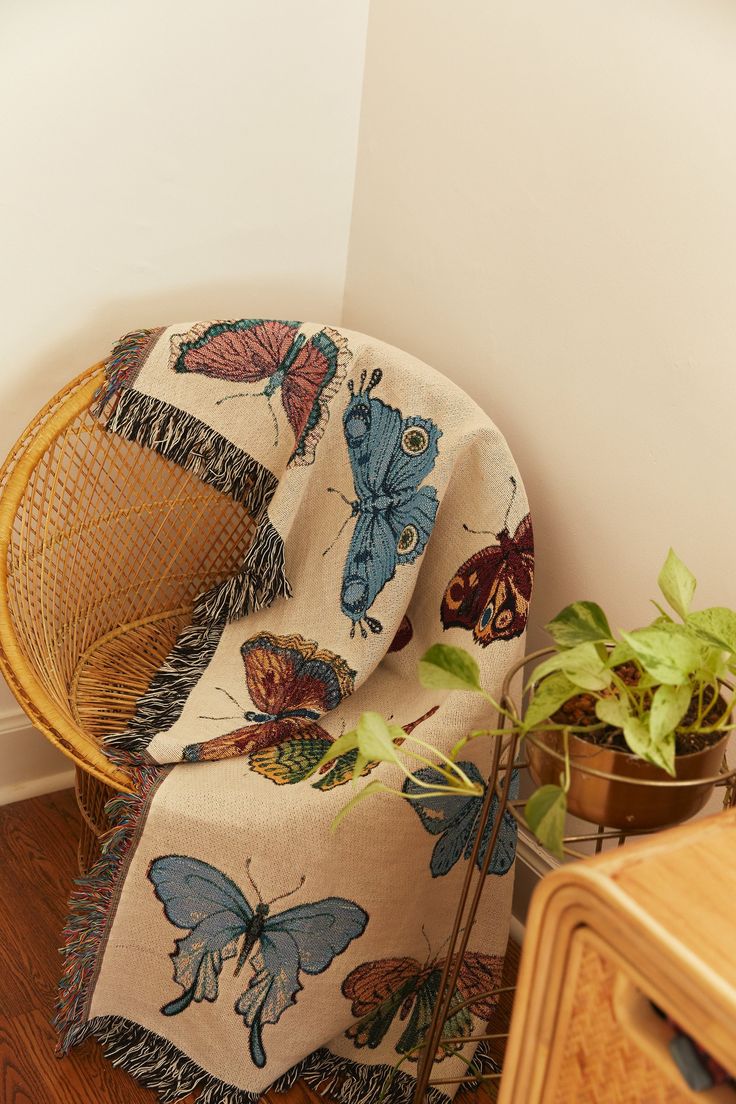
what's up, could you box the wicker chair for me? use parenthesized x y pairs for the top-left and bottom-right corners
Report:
(0, 365), (256, 872)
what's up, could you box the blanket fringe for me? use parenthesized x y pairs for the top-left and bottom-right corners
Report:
(102, 622), (223, 762)
(104, 386), (279, 539)
(193, 514), (291, 625)
(54, 765), (164, 1046)
(92, 328), (165, 413)
(64, 1015), (464, 1104)
(101, 386), (287, 625)
(93, 343), (291, 759)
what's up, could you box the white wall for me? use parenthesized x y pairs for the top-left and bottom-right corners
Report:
(344, 0), (736, 917)
(0, 0), (368, 796)
(4, 0), (736, 812)
(343, 0), (736, 645)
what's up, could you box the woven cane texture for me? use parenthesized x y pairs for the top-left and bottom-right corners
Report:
(550, 939), (689, 1104)
(0, 365), (256, 805)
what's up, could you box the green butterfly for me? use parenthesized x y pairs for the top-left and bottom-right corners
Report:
(249, 707), (439, 789)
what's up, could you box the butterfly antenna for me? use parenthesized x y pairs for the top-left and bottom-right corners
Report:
(199, 714), (242, 721)
(244, 857), (264, 904)
(215, 686), (246, 712)
(326, 487), (353, 508)
(265, 397), (280, 448)
(266, 874), (306, 907)
(215, 387), (267, 405)
(463, 476), (519, 537)
(420, 924), (434, 963)
(503, 476), (518, 531)
(322, 494), (354, 556)
(435, 926), (464, 965)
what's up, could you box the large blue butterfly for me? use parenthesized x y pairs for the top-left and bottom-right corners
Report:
(148, 855), (368, 1068)
(402, 762), (519, 879)
(330, 369), (441, 637)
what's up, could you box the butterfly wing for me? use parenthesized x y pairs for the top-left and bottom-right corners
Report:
(388, 615), (413, 653)
(340, 391), (441, 627)
(236, 897), (368, 1068)
(282, 327), (349, 465)
(171, 319), (300, 383)
(249, 732), (333, 785)
(455, 952), (505, 1020)
(441, 513), (534, 647)
(343, 958), (424, 1050)
(341, 509), (399, 626)
(242, 633), (355, 717)
(148, 855), (253, 1016)
(343, 388), (397, 500)
(184, 717), (327, 764)
(476, 769), (519, 876)
(391, 966), (474, 1059)
(403, 762), (485, 878)
(383, 415), (442, 497)
(441, 544), (504, 632)
(474, 515), (534, 645)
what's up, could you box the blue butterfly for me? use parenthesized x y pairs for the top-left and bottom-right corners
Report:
(402, 762), (519, 879)
(148, 854), (368, 1068)
(328, 369), (441, 638)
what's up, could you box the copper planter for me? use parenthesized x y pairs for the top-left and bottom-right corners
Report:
(527, 728), (730, 830)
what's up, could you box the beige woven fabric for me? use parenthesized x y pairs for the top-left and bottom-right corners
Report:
(56, 321), (533, 1104)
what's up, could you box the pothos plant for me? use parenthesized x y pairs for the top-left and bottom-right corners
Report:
(311, 550), (736, 858)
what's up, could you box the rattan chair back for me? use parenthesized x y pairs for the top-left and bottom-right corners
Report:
(0, 366), (256, 802)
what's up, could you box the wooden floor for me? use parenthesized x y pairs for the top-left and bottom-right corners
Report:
(0, 789), (517, 1103)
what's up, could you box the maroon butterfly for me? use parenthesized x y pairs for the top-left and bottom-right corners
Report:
(441, 477), (534, 647)
(170, 319), (349, 465)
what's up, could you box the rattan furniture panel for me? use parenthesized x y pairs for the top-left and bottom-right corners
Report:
(0, 366), (256, 870)
(499, 810), (736, 1104)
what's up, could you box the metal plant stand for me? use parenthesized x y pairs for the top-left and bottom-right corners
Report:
(411, 649), (736, 1102)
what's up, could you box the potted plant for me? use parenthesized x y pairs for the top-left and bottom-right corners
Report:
(311, 550), (736, 857)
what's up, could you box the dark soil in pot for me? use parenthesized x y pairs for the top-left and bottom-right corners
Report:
(527, 666), (731, 831)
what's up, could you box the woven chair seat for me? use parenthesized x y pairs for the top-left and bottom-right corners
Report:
(0, 365), (256, 865)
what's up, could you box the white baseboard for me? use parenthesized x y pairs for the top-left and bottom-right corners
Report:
(511, 828), (558, 938)
(509, 912), (526, 946)
(0, 707), (75, 806)
(0, 767), (76, 806)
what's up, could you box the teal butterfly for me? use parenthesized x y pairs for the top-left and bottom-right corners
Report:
(327, 369), (441, 637)
(403, 762), (519, 878)
(148, 854), (367, 1068)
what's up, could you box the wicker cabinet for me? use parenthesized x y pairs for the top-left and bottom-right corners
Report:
(499, 810), (736, 1104)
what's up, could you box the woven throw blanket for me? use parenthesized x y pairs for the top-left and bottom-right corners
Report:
(56, 320), (533, 1104)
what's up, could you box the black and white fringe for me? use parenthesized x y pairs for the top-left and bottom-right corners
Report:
(103, 622), (224, 761)
(96, 379), (291, 760)
(193, 515), (290, 624)
(106, 387), (279, 528)
(66, 1016), (460, 1104)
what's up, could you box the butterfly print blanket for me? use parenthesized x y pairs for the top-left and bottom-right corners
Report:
(55, 320), (533, 1104)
